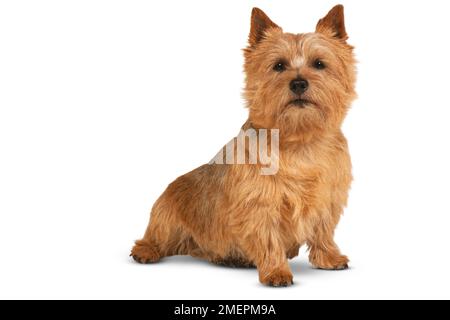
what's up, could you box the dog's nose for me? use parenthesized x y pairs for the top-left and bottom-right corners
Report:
(290, 78), (309, 94)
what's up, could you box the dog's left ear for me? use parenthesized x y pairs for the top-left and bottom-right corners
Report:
(249, 8), (281, 47)
(316, 5), (348, 41)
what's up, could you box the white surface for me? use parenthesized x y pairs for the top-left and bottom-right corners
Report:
(1, 0), (450, 300)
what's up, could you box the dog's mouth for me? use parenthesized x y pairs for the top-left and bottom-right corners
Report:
(287, 98), (313, 108)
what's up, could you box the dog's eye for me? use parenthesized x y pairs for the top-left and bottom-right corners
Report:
(273, 61), (287, 72)
(313, 59), (326, 70)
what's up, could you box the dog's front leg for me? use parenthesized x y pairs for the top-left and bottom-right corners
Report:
(237, 208), (293, 287)
(256, 248), (293, 287)
(308, 221), (349, 270)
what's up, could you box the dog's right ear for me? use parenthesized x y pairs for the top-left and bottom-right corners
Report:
(248, 8), (280, 47)
(316, 5), (348, 41)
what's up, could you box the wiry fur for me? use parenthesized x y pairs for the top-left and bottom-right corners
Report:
(131, 5), (357, 287)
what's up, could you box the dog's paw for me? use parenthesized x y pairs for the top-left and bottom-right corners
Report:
(260, 269), (294, 287)
(310, 253), (349, 270)
(130, 241), (160, 264)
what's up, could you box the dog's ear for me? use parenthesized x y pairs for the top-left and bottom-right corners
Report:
(316, 5), (348, 41)
(248, 8), (280, 47)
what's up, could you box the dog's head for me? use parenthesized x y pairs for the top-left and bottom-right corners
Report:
(244, 5), (356, 141)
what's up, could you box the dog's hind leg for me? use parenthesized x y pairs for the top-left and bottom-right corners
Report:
(132, 164), (226, 264)
(131, 196), (187, 264)
(130, 238), (161, 264)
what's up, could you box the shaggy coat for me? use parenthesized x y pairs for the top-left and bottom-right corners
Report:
(131, 4), (356, 287)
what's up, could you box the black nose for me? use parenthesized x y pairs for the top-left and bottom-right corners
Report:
(290, 78), (309, 94)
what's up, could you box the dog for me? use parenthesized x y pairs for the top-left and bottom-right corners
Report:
(131, 4), (356, 287)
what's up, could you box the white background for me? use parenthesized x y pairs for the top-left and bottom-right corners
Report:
(1, 0), (450, 300)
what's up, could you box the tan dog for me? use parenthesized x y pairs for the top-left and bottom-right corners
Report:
(131, 4), (356, 287)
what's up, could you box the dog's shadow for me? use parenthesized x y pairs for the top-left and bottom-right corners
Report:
(290, 259), (322, 276)
(134, 255), (326, 277)
(128, 255), (351, 288)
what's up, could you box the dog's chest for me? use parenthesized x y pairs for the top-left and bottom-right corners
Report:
(277, 146), (334, 236)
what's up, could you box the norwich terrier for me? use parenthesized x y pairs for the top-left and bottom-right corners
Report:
(131, 4), (356, 287)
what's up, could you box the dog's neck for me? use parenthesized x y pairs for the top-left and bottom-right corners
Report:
(243, 119), (336, 149)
